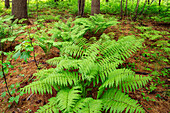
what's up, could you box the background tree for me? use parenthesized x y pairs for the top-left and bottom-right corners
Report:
(91, 0), (100, 15)
(120, 0), (123, 19)
(12, 0), (28, 19)
(133, 0), (140, 21)
(5, 0), (10, 8)
(78, 0), (85, 16)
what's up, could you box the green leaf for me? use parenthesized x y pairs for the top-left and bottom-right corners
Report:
(1, 92), (6, 98)
(14, 95), (20, 104)
(0, 71), (3, 78)
(10, 89), (15, 95)
(8, 97), (15, 103)
(25, 46), (34, 51)
(4, 68), (9, 74)
(10, 84), (15, 89)
(12, 50), (21, 60)
(20, 51), (32, 62)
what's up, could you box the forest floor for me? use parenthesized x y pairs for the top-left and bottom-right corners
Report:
(0, 7), (170, 113)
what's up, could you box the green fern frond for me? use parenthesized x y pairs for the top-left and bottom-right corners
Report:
(21, 81), (52, 94)
(74, 98), (103, 113)
(21, 71), (80, 94)
(100, 69), (135, 89)
(101, 36), (143, 60)
(100, 69), (152, 93)
(60, 44), (84, 59)
(46, 57), (63, 66)
(33, 68), (56, 80)
(57, 86), (81, 112)
(120, 75), (152, 93)
(101, 88), (145, 113)
(36, 97), (60, 113)
(99, 60), (124, 82)
(43, 71), (79, 86)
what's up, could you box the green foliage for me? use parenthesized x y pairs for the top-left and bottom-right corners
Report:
(0, 15), (24, 44)
(151, 16), (170, 23)
(50, 18), (87, 41)
(135, 26), (152, 33)
(1, 83), (25, 107)
(21, 19), (151, 112)
(12, 39), (33, 62)
(38, 15), (61, 21)
(73, 14), (119, 35)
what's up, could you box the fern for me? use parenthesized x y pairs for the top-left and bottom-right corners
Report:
(21, 15), (151, 113)
(74, 98), (103, 113)
(57, 86), (81, 112)
(101, 89), (145, 113)
(73, 14), (119, 35)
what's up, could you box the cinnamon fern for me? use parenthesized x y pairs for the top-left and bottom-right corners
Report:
(21, 15), (151, 113)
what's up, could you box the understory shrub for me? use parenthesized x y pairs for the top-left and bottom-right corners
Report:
(21, 15), (151, 113)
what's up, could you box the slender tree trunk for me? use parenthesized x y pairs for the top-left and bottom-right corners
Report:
(142, 0), (155, 14)
(5, 0), (10, 8)
(133, 0), (140, 21)
(78, 0), (85, 16)
(148, 0), (150, 4)
(159, 0), (161, 5)
(159, 0), (161, 12)
(138, 0), (147, 15)
(125, 0), (128, 16)
(12, 0), (28, 19)
(91, 0), (100, 15)
(120, 0), (123, 19)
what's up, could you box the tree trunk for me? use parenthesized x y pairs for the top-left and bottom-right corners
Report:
(159, 0), (161, 12)
(125, 0), (128, 16)
(106, 0), (109, 2)
(5, 0), (10, 8)
(91, 0), (100, 15)
(12, 0), (28, 19)
(159, 0), (161, 5)
(78, 0), (85, 16)
(120, 0), (123, 19)
(148, 0), (150, 4)
(133, 0), (140, 21)
(138, 0), (147, 15)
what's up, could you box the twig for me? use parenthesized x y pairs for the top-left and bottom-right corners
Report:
(0, 40), (12, 97)
(28, 31), (40, 70)
(26, 93), (33, 101)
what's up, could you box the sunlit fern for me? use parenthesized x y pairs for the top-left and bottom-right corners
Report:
(21, 32), (151, 113)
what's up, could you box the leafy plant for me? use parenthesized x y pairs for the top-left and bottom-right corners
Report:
(21, 30), (151, 113)
(0, 16), (24, 45)
(135, 26), (152, 33)
(12, 39), (33, 63)
(73, 14), (119, 35)
(49, 18), (88, 41)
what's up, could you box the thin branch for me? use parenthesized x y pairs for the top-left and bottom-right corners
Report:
(0, 40), (12, 97)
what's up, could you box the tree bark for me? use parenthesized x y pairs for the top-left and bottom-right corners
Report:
(125, 0), (128, 16)
(78, 0), (85, 16)
(120, 0), (123, 19)
(159, 0), (161, 6)
(133, 0), (140, 21)
(138, 0), (147, 15)
(148, 0), (150, 4)
(91, 0), (100, 15)
(5, 0), (10, 8)
(12, 0), (28, 19)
